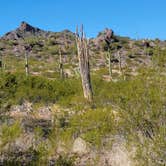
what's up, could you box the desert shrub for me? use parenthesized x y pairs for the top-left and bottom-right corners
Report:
(152, 48), (166, 68)
(0, 73), (81, 106)
(67, 44), (77, 55)
(86, 67), (166, 164)
(56, 155), (75, 166)
(24, 37), (41, 46)
(0, 121), (22, 149)
(58, 108), (116, 148)
(47, 45), (59, 55)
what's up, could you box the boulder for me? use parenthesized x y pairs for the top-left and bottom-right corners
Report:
(72, 137), (90, 154)
(94, 28), (115, 49)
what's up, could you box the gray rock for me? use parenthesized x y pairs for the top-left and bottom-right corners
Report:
(72, 137), (90, 154)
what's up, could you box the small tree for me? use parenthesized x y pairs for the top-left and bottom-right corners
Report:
(75, 25), (93, 102)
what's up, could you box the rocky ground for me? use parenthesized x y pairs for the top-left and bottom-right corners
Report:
(0, 101), (135, 166)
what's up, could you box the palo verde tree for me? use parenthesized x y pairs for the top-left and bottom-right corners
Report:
(75, 25), (93, 102)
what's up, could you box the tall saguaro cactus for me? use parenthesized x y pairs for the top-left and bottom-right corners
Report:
(24, 46), (31, 77)
(0, 51), (3, 71)
(142, 39), (151, 57)
(0, 46), (5, 72)
(105, 48), (112, 79)
(104, 29), (114, 79)
(118, 50), (122, 74)
(75, 25), (93, 102)
(59, 48), (64, 79)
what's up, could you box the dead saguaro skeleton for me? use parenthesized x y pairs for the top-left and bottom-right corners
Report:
(75, 25), (93, 102)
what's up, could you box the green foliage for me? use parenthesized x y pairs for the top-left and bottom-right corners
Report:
(0, 73), (81, 106)
(152, 48), (166, 68)
(0, 121), (22, 148)
(5, 40), (18, 46)
(58, 108), (116, 148)
(56, 155), (75, 166)
(47, 45), (59, 55)
(24, 37), (41, 46)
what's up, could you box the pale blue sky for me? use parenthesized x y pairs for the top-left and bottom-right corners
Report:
(0, 0), (166, 39)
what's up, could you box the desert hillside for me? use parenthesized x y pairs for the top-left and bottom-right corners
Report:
(0, 22), (165, 166)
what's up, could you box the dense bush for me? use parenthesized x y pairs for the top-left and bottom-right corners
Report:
(0, 73), (82, 107)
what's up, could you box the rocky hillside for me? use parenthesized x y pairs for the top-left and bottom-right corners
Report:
(0, 22), (166, 166)
(1, 22), (166, 80)
(0, 21), (164, 72)
(2, 21), (52, 40)
(0, 21), (164, 55)
(0, 22), (75, 58)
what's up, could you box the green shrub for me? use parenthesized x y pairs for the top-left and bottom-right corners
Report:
(56, 155), (74, 166)
(0, 121), (22, 149)
(0, 73), (81, 106)
(59, 108), (116, 148)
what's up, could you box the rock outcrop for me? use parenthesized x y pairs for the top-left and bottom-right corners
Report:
(94, 28), (115, 49)
(2, 21), (52, 40)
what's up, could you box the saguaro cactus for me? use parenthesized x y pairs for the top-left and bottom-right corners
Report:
(59, 48), (64, 79)
(104, 29), (114, 79)
(105, 49), (112, 79)
(75, 25), (93, 102)
(0, 51), (3, 71)
(116, 45), (123, 75)
(118, 50), (122, 74)
(143, 39), (150, 56)
(24, 46), (31, 77)
(0, 46), (5, 72)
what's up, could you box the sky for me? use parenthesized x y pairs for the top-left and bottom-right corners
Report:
(0, 0), (166, 40)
